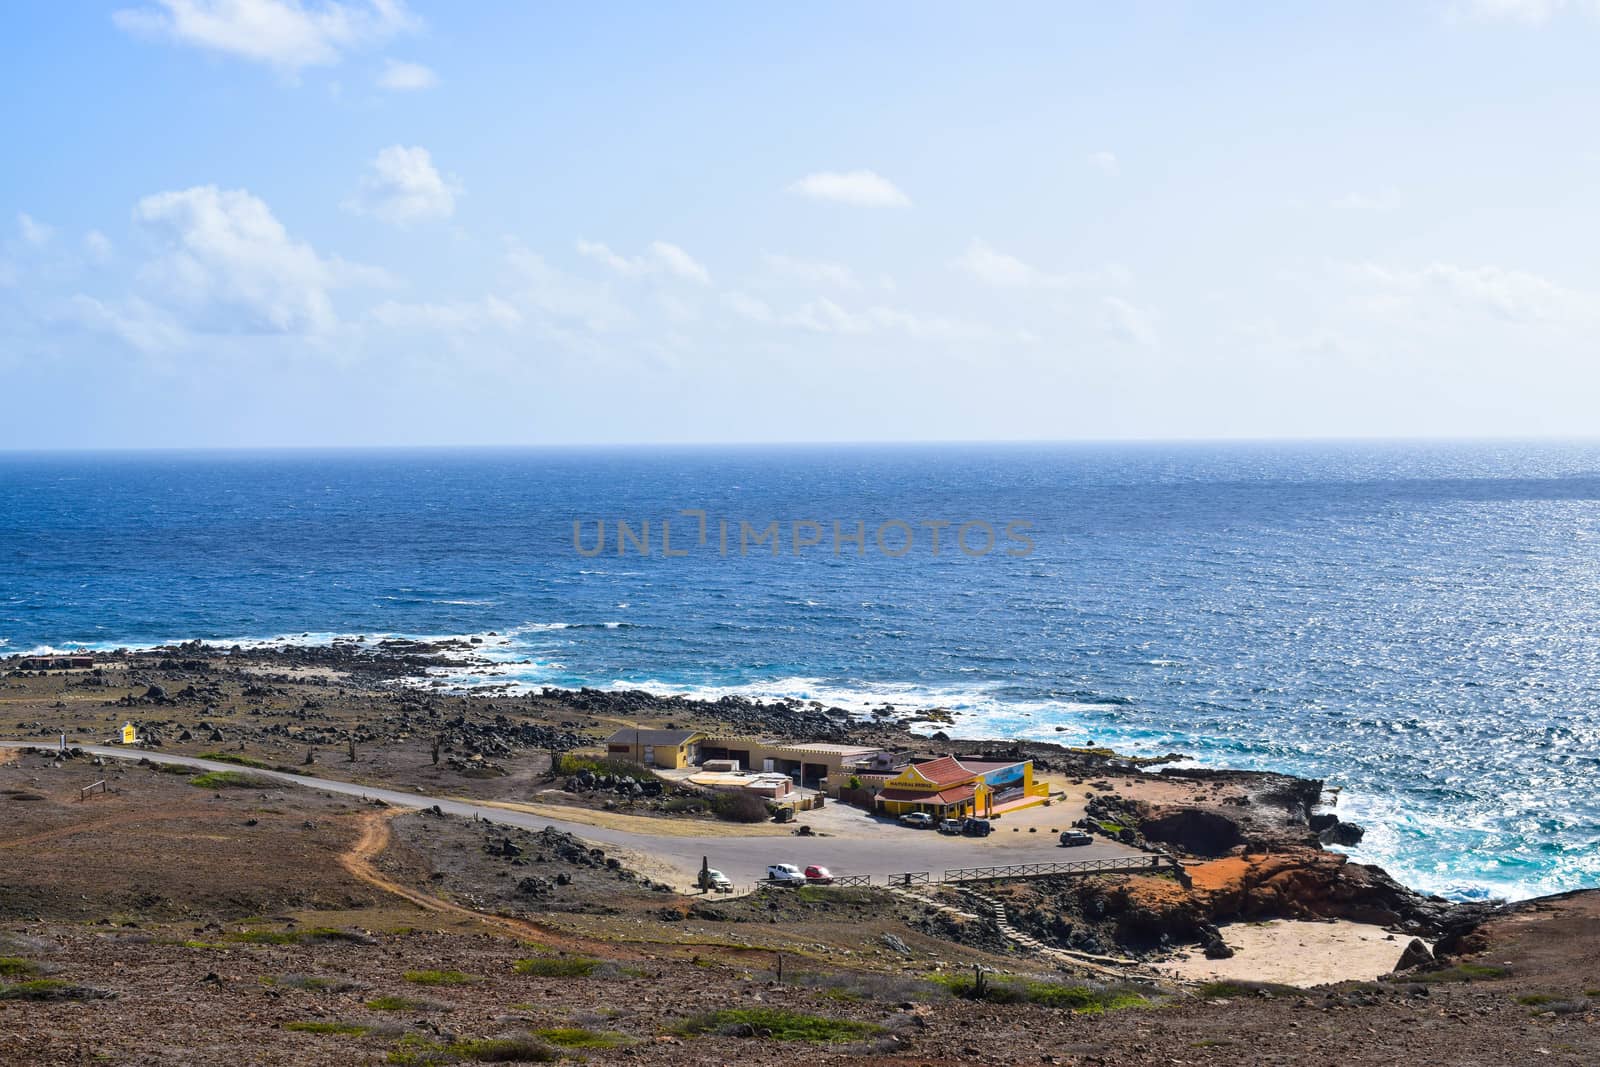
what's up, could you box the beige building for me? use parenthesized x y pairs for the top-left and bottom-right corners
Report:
(604, 728), (705, 769)
(698, 737), (888, 793)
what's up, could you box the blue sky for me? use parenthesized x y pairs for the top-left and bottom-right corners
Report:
(3, 0), (1599, 448)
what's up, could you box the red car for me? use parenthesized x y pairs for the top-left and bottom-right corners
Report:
(804, 865), (833, 884)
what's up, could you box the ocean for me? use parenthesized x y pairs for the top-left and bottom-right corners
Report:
(3, 441), (1598, 902)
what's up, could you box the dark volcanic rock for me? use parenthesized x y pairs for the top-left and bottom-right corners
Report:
(1140, 809), (1245, 857)
(1318, 820), (1366, 847)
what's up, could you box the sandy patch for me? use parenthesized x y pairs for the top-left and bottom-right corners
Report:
(236, 663), (350, 682)
(1155, 919), (1419, 988)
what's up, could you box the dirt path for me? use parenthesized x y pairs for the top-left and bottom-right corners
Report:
(334, 809), (799, 963)
(336, 808), (609, 954)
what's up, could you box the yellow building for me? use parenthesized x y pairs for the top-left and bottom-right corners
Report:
(604, 728), (705, 769)
(873, 755), (1046, 818)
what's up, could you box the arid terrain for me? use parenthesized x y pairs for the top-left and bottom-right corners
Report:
(2, 643), (1596, 1065)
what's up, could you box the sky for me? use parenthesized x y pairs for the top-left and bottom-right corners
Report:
(3, 0), (1600, 449)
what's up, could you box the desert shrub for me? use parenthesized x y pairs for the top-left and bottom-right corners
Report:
(555, 754), (658, 780)
(937, 973), (1147, 1013)
(534, 1028), (629, 1049)
(0, 979), (104, 1002)
(1410, 963), (1508, 984)
(512, 956), (599, 977)
(713, 790), (772, 823)
(284, 1021), (368, 1035)
(387, 1034), (558, 1065)
(403, 970), (475, 986)
(673, 1007), (882, 1042)
(265, 973), (365, 993)
(189, 770), (271, 789)
(367, 994), (451, 1012)
(0, 958), (38, 977)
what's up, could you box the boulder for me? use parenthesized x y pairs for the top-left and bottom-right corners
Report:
(1394, 937), (1434, 972)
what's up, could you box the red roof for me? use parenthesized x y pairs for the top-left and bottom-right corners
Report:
(878, 783), (977, 807)
(905, 755), (974, 786)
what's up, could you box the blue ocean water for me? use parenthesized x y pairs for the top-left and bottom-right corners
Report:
(4, 441), (1599, 902)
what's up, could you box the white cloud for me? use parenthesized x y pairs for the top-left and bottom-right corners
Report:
(1350, 261), (1590, 324)
(786, 170), (911, 208)
(952, 240), (1131, 289)
(506, 242), (630, 332)
(782, 296), (992, 341)
(1088, 151), (1120, 176)
(369, 295), (521, 332)
(84, 230), (115, 262)
(575, 239), (710, 284)
(348, 145), (459, 224)
(761, 252), (860, 289)
(133, 184), (379, 336)
(1456, 0), (1598, 24)
(66, 295), (189, 354)
(722, 291), (774, 324)
(18, 212), (54, 247)
(648, 242), (711, 285)
(113, 0), (418, 72)
(376, 57), (437, 90)
(1102, 296), (1159, 347)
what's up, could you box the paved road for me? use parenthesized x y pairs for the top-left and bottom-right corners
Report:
(0, 741), (1148, 890)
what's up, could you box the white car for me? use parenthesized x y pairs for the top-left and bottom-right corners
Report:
(765, 863), (807, 886)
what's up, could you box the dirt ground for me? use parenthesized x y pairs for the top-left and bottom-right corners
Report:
(2, 746), (1598, 1065)
(3, 656), (1599, 1064)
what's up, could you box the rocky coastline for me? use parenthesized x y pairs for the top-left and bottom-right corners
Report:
(2, 635), (1502, 957)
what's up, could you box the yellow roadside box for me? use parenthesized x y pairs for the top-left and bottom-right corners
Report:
(121, 722), (137, 744)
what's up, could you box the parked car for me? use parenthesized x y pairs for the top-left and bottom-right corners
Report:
(803, 865), (833, 884)
(765, 863), (807, 886)
(898, 812), (935, 828)
(937, 818), (964, 835)
(961, 817), (993, 837)
(699, 867), (733, 892)
(1058, 829), (1093, 847)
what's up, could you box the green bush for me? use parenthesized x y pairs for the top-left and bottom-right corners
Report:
(1409, 963), (1508, 984)
(284, 1021), (368, 1035)
(713, 790), (772, 823)
(513, 957), (598, 977)
(672, 1007), (882, 1043)
(534, 1028), (629, 1049)
(189, 770), (270, 789)
(0, 958), (38, 977)
(937, 973), (1147, 1013)
(367, 995), (445, 1012)
(387, 1034), (557, 1065)
(555, 754), (657, 780)
(403, 970), (475, 986)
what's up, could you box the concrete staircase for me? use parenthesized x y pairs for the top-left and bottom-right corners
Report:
(952, 886), (1145, 976)
(885, 881), (1143, 978)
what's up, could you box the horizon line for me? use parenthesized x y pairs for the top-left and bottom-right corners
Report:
(3, 432), (1599, 456)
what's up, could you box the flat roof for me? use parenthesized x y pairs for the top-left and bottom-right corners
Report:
(604, 728), (703, 747)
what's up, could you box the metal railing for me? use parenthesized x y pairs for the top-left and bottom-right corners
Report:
(941, 856), (1176, 883)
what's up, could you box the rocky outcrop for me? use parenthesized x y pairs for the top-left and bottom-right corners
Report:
(1184, 848), (1457, 934)
(1140, 809), (1244, 856)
